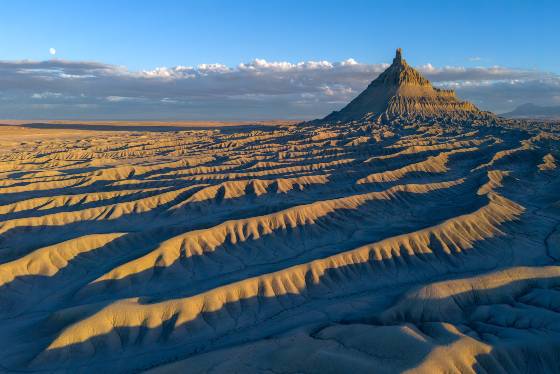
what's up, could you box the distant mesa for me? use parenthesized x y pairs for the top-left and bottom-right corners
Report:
(321, 48), (493, 123)
(502, 103), (560, 119)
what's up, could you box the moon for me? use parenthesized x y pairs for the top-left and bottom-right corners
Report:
(49, 48), (56, 56)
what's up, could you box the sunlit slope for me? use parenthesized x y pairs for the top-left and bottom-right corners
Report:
(0, 120), (559, 373)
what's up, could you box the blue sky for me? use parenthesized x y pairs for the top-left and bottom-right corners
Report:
(2, 0), (558, 71)
(0, 0), (559, 120)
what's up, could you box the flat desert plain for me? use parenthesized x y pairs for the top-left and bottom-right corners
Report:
(0, 118), (559, 373)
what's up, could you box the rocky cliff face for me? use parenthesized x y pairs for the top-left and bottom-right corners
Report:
(322, 48), (491, 123)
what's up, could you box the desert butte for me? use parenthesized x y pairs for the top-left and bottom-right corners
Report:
(0, 50), (559, 373)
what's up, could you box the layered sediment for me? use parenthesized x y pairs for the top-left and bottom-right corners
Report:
(323, 48), (492, 123)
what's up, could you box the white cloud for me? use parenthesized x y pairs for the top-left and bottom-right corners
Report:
(237, 59), (336, 72)
(419, 63), (436, 72)
(31, 91), (62, 99)
(320, 84), (353, 97)
(0, 57), (558, 119)
(341, 58), (359, 66)
(106, 96), (143, 102)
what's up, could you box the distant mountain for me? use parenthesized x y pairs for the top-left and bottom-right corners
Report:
(502, 103), (560, 119)
(320, 48), (492, 123)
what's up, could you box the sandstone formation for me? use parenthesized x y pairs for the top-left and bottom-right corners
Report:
(323, 48), (493, 123)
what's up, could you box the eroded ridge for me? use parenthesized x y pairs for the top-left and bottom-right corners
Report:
(0, 117), (558, 373)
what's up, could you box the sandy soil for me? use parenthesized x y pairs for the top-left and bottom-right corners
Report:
(0, 120), (559, 373)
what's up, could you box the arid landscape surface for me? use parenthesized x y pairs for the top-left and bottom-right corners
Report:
(1, 51), (560, 373)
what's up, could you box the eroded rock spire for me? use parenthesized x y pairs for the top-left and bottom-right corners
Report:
(394, 48), (403, 64)
(321, 48), (490, 123)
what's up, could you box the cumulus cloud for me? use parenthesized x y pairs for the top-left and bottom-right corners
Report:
(105, 96), (145, 102)
(31, 91), (63, 99)
(0, 57), (558, 120)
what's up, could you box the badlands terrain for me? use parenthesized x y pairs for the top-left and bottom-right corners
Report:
(1, 50), (560, 373)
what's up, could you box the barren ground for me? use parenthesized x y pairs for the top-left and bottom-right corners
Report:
(0, 119), (559, 373)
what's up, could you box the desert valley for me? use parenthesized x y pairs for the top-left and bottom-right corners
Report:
(0, 49), (559, 373)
